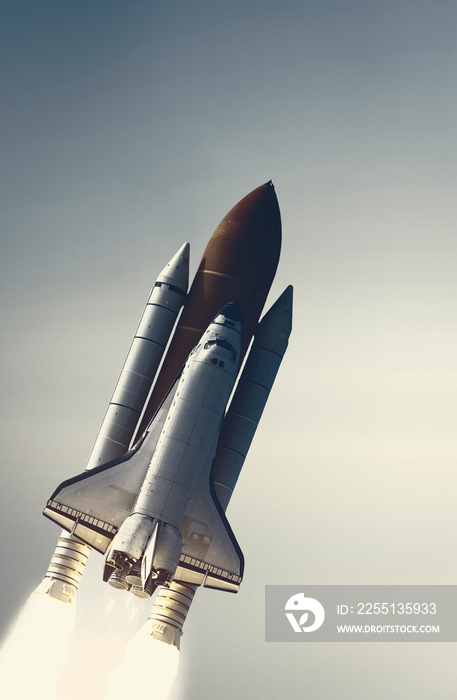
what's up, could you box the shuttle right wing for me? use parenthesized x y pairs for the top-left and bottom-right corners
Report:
(175, 466), (244, 593)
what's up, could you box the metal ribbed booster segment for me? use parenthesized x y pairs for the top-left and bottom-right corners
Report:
(38, 244), (189, 604)
(87, 242), (190, 468)
(213, 285), (293, 510)
(35, 536), (91, 604)
(146, 581), (197, 650)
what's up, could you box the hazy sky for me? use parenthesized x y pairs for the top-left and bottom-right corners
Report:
(1, 2), (456, 699)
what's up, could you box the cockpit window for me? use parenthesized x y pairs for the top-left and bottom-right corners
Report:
(203, 339), (236, 360)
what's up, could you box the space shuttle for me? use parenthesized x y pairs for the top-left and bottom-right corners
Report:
(39, 181), (293, 647)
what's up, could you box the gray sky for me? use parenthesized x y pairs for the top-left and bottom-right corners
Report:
(1, 1), (456, 698)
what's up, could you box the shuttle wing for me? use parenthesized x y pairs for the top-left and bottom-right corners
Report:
(43, 448), (149, 553)
(43, 380), (178, 553)
(175, 467), (244, 593)
(43, 367), (244, 590)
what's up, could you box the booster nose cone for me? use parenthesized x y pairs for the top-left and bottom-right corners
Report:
(157, 241), (190, 290)
(218, 302), (242, 323)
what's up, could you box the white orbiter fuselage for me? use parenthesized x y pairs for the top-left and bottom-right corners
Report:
(44, 304), (245, 597)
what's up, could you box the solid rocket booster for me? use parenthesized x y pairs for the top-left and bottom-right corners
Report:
(87, 242), (190, 469)
(145, 286), (293, 647)
(213, 285), (293, 510)
(133, 182), (281, 443)
(36, 244), (190, 603)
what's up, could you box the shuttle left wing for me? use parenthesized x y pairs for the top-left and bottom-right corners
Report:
(43, 380), (178, 552)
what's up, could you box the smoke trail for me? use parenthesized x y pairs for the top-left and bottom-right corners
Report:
(0, 576), (179, 700)
(46, 576), (180, 700)
(105, 623), (180, 700)
(52, 588), (144, 700)
(0, 593), (75, 700)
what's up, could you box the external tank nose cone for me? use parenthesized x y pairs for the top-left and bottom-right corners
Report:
(205, 182), (281, 281)
(132, 182), (282, 444)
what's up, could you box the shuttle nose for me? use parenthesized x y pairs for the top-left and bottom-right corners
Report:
(219, 302), (242, 323)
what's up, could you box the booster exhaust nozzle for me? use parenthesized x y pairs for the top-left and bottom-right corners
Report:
(107, 568), (130, 591)
(144, 581), (197, 650)
(34, 535), (91, 604)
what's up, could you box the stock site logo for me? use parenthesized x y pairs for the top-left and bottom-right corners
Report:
(285, 593), (325, 633)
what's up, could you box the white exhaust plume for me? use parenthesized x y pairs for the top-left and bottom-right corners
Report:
(105, 625), (180, 700)
(0, 587), (180, 700)
(44, 558), (179, 700)
(0, 592), (76, 700)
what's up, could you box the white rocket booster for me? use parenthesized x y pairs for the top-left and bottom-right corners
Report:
(36, 244), (190, 603)
(213, 285), (293, 510)
(86, 242), (190, 469)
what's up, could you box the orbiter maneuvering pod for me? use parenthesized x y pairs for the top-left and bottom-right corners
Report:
(40, 181), (293, 648)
